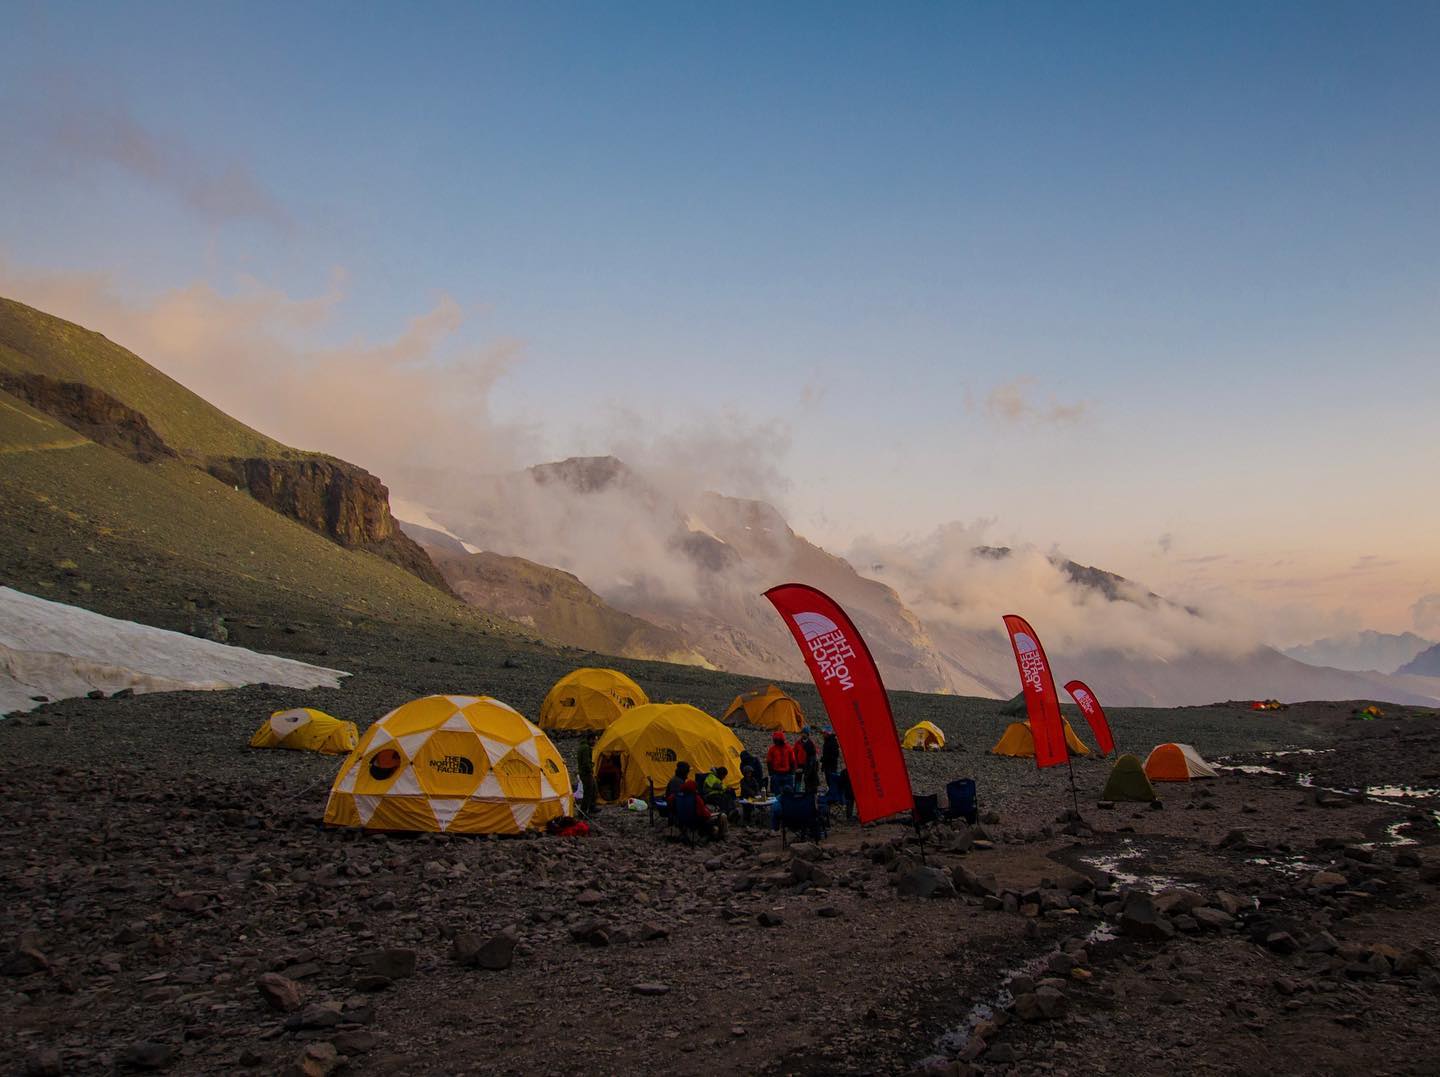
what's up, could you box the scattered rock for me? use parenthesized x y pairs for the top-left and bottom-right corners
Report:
(291, 1041), (339, 1077)
(631, 982), (671, 996)
(1119, 893), (1175, 941)
(896, 865), (956, 899)
(357, 947), (416, 980)
(256, 972), (303, 1013)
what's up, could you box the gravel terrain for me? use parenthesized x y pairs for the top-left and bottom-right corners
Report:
(4, 631), (1439, 1077)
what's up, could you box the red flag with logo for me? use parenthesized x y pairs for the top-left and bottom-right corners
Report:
(1063, 679), (1115, 756)
(764, 584), (913, 823)
(1002, 614), (1069, 769)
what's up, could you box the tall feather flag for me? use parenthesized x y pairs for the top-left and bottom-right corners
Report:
(1064, 679), (1116, 756)
(764, 584), (914, 823)
(1002, 614), (1069, 769)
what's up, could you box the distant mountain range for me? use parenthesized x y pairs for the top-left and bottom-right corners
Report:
(407, 454), (1440, 708)
(5, 292), (1438, 710)
(1400, 643), (1440, 678)
(1283, 631), (1435, 674)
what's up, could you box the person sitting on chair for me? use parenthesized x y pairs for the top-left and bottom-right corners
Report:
(683, 778), (728, 841)
(665, 761), (691, 802)
(739, 763), (761, 799)
(703, 766), (728, 800)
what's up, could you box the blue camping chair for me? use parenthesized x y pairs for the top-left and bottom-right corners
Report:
(944, 778), (978, 824)
(671, 791), (702, 844)
(778, 791), (829, 845)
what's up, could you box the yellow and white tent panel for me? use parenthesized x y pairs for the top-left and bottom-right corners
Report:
(538, 667), (648, 732)
(722, 684), (805, 733)
(593, 703), (743, 803)
(324, 695), (572, 835)
(902, 720), (946, 750)
(250, 708), (358, 755)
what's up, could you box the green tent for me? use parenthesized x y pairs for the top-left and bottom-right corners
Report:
(1001, 692), (1028, 718)
(1101, 753), (1157, 803)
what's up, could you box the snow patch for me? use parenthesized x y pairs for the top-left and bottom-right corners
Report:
(0, 587), (346, 717)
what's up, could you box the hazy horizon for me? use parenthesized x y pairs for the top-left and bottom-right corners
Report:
(3, 0), (1437, 648)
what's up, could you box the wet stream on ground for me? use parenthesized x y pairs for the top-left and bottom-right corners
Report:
(922, 749), (1440, 1065)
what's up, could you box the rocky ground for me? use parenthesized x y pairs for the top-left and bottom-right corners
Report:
(3, 649), (1439, 1076)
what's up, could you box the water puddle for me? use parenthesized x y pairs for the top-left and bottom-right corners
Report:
(926, 921), (1117, 1061)
(1364, 785), (1440, 800)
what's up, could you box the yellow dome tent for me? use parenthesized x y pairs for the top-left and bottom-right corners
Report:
(249, 708), (358, 755)
(991, 719), (1091, 758)
(593, 703), (743, 803)
(722, 684), (805, 733)
(324, 695), (572, 835)
(538, 667), (648, 732)
(902, 720), (945, 750)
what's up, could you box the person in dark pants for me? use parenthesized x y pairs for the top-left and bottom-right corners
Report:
(766, 731), (795, 795)
(821, 729), (841, 796)
(577, 731), (598, 815)
(798, 730), (820, 794)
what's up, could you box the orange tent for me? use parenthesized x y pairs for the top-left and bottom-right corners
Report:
(1143, 743), (1218, 781)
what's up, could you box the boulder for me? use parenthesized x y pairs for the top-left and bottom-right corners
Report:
(896, 866), (957, 899)
(1119, 893), (1175, 941)
(255, 972), (302, 1013)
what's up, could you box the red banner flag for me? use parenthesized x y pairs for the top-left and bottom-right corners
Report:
(1002, 614), (1069, 769)
(764, 584), (914, 823)
(1064, 679), (1116, 756)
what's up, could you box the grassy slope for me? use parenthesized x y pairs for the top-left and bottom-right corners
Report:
(0, 397), (511, 654)
(0, 296), (295, 459)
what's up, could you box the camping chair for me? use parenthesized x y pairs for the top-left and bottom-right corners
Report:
(778, 791), (829, 846)
(647, 779), (672, 829)
(910, 793), (940, 829)
(670, 792), (703, 845)
(942, 778), (978, 825)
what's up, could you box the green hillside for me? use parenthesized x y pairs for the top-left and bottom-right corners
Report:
(0, 431), (513, 656)
(0, 296), (295, 460)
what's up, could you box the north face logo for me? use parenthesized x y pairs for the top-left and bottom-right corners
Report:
(646, 747), (678, 763)
(428, 755), (474, 775)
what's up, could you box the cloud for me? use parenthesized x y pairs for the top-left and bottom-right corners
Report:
(1413, 594), (1440, 634)
(11, 95), (291, 231)
(1350, 555), (1399, 571)
(848, 521), (1256, 660)
(982, 376), (1089, 426)
(0, 258), (529, 495)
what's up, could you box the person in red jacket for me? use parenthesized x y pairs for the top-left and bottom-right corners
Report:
(766, 730), (796, 795)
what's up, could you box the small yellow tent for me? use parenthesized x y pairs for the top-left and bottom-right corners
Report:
(250, 708), (358, 755)
(538, 668), (648, 732)
(991, 719), (1091, 758)
(593, 703), (743, 803)
(722, 684), (805, 733)
(324, 695), (572, 835)
(902, 720), (945, 750)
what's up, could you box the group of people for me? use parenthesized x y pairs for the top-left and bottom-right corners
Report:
(571, 724), (854, 844)
(741, 728), (837, 796)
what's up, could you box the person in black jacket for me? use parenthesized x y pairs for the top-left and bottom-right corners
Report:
(821, 729), (841, 797)
(797, 730), (820, 794)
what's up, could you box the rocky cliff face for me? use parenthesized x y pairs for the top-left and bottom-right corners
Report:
(0, 372), (176, 463)
(206, 456), (451, 593)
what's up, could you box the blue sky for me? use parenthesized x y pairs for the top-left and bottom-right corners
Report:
(2, 1), (1438, 639)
